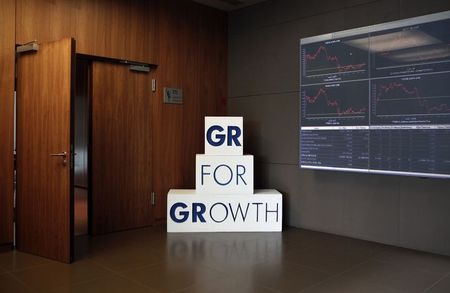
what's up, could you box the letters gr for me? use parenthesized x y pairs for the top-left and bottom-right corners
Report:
(206, 125), (241, 147)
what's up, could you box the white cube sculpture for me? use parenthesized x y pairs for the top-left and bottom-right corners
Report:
(167, 116), (282, 232)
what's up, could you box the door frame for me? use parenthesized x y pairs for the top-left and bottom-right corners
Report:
(76, 54), (157, 236)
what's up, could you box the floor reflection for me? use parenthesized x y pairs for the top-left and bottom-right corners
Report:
(167, 232), (283, 270)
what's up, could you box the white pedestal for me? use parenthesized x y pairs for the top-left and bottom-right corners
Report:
(167, 189), (283, 233)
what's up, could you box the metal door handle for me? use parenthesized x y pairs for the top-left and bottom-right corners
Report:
(50, 152), (67, 157)
(50, 151), (67, 165)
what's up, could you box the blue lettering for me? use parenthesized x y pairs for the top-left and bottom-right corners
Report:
(206, 125), (225, 146)
(201, 165), (211, 185)
(227, 126), (242, 146)
(265, 203), (279, 222)
(170, 203), (189, 223)
(229, 203), (250, 222)
(213, 164), (233, 186)
(210, 203), (228, 223)
(252, 202), (263, 222)
(206, 125), (242, 147)
(236, 164), (247, 185)
(192, 203), (206, 223)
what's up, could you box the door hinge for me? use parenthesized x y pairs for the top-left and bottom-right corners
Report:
(152, 79), (156, 92)
(151, 192), (156, 206)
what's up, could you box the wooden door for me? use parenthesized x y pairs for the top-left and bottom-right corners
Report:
(16, 38), (75, 263)
(91, 62), (153, 235)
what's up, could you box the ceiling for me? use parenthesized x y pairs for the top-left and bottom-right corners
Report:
(192, 0), (267, 11)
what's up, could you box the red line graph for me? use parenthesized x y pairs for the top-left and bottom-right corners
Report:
(304, 87), (366, 116)
(305, 45), (366, 73)
(376, 82), (450, 114)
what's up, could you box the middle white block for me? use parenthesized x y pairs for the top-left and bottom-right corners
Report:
(196, 154), (254, 195)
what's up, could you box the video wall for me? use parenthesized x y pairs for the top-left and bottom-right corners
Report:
(299, 11), (450, 178)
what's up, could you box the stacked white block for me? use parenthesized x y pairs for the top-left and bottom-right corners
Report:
(167, 116), (282, 232)
(204, 116), (243, 156)
(167, 190), (282, 232)
(195, 154), (253, 195)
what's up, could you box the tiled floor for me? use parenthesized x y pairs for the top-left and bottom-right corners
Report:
(0, 227), (449, 292)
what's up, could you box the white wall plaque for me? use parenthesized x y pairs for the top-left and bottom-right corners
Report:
(164, 87), (183, 104)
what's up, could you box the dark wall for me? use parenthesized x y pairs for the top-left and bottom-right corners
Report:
(228, 0), (450, 256)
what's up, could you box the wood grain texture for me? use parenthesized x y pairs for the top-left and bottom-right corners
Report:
(91, 62), (153, 235)
(152, 0), (227, 222)
(2, 0), (227, 237)
(0, 0), (16, 246)
(16, 38), (74, 263)
(16, 0), (157, 63)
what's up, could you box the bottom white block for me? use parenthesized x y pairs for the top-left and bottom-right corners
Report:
(167, 189), (283, 232)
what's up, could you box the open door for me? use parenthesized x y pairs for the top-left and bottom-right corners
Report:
(16, 38), (75, 263)
(91, 61), (153, 235)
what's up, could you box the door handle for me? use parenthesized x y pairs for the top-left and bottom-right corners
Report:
(50, 151), (67, 165)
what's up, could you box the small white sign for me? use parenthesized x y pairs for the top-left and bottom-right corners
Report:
(205, 116), (243, 156)
(164, 87), (183, 104)
(196, 154), (253, 195)
(167, 189), (282, 232)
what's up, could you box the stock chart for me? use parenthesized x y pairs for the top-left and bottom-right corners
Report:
(300, 11), (450, 178)
(371, 73), (450, 125)
(301, 81), (369, 126)
(301, 35), (369, 84)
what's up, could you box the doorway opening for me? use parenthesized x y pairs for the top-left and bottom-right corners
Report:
(14, 42), (156, 262)
(72, 55), (156, 260)
(74, 58), (90, 238)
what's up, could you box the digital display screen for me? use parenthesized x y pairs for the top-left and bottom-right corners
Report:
(300, 11), (450, 178)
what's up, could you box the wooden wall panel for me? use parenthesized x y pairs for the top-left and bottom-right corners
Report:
(16, 0), (75, 45)
(0, 0), (15, 246)
(16, 0), (157, 63)
(152, 0), (227, 222)
(2, 0), (227, 234)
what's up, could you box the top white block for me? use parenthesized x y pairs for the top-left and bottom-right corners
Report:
(205, 116), (243, 156)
